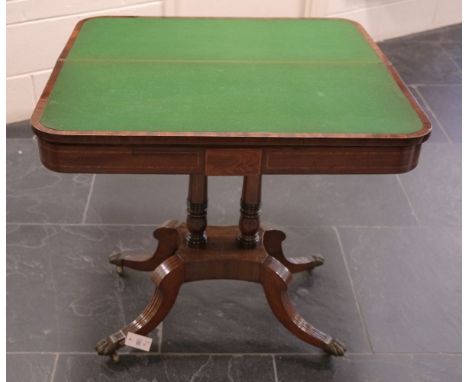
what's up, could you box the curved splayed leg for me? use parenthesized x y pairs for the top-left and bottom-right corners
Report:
(109, 221), (181, 275)
(260, 256), (346, 356)
(96, 255), (184, 360)
(263, 230), (325, 273)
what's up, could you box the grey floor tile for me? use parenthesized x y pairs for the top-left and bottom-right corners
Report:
(338, 226), (461, 353)
(6, 139), (93, 224)
(6, 224), (161, 352)
(162, 226), (370, 353)
(85, 174), (188, 224)
(397, 24), (461, 45)
(261, 174), (417, 227)
(417, 85), (461, 142)
(53, 354), (275, 382)
(275, 354), (461, 382)
(87, 175), (244, 226)
(408, 87), (448, 143)
(436, 24), (461, 42)
(86, 172), (419, 227)
(6, 120), (34, 138)
(6, 353), (57, 382)
(379, 40), (461, 85)
(400, 143), (461, 227)
(6, 225), (60, 351)
(207, 176), (243, 225)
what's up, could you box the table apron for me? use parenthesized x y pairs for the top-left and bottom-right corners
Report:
(263, 145), (421, 174)
(37, 138), (421, 175)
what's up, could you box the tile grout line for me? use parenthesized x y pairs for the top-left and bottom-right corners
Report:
(6, 351), (461, 356)
(158, 323), (163, 353)
(272, 354), (279, 382)
(6, 222), (433, 229)
(438, 44), (462, 71)
(333, 226), (375, 353)
(81, 174), (96, 224)
(7, 222), (164, 227)
(395, 175), (420, 226)
(49, 353), (59, 382)
(411, 85), (453, 143)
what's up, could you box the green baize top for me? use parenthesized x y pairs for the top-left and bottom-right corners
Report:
(40, 18), (422, 135)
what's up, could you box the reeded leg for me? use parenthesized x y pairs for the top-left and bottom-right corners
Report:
(186, 175), (208, 248)
(261, 256), (346, 356)
(96, 256), (184, 360)
(238, 175), (261, 249)
(263, 230), (324, 273)
(108, 221), (180, 275)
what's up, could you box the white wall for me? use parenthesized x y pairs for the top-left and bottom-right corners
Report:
(6, 0), (164, 123)
(165, 0), (461, 40)
(6, 0), (461, 123)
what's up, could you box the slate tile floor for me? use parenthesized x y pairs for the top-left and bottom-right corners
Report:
(6, 24), (461, 381)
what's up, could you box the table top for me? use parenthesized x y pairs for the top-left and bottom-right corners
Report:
(33, 17), (429, 142)
(31, 17), (430, 176)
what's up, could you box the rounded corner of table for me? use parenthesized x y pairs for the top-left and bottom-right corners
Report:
(326, 17), (364, 29)
(30, 113), (81, 173)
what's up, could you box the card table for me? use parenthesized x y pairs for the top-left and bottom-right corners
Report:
(31, 17), (430, 361)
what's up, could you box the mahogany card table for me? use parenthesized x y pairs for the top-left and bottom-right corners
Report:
(31, 17), (431, 361)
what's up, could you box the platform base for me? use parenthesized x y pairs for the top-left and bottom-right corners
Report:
(97, 221), (345, 360)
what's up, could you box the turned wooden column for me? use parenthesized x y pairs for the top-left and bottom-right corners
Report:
(186, 174), (207, 247)
(238, 175), (262, 249)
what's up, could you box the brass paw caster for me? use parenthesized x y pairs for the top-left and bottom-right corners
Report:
(323, 338), (346, 356)
(305, 254), (325, 274)
(108, 253), (124, 275)
(311, 254), (325, 267)
(96, 331), (125, 362)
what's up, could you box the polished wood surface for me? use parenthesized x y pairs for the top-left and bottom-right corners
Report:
(263, 230), (325, 273)
(186, 175), (208, 248)
(99, 222), (345, 360)
(238, 175), (262, 248)
(35, 140), (424, 175)
(108, 220), (180, 274)
(206, 149), (262, 176)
